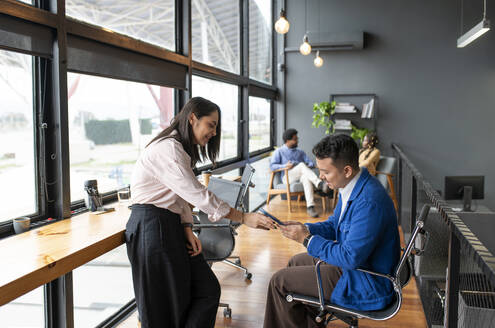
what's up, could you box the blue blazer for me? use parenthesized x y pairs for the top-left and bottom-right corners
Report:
(306, 168), (400, 311)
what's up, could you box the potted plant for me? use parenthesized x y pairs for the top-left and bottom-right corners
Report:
(351, 125), (369, 146)
(312, 101), (336, 134)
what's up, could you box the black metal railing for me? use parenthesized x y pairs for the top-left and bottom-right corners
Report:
(392, 143), (495, 328)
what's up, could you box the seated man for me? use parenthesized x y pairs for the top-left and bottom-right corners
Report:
(270, 128), (329, 217)
(264, 134), (400, 328)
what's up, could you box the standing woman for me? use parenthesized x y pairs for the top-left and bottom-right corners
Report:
(126, 97), (275, 328)
(359, 132), (380, 176)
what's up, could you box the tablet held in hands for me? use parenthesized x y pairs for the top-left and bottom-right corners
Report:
(259, 208), (286, 225)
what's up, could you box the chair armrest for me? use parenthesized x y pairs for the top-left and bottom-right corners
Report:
(315, 260), (326, 310)
(356, 268), (394, 283)
(194, 223), (232, 229)
(376, 171), (394, 177)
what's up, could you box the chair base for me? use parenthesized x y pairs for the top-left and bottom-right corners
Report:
(219, 302), (232, 318)
(286, 293), (398, 324)
(286, 294), (360, 327)
(222, 258), (252, 280)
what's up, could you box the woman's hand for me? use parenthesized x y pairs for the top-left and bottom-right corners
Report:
(243, 212), (277, 230)
(184, 226), (202, 257)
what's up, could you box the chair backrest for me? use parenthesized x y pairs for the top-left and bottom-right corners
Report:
(197, 211), (235, 260)
(241, 163), (255, 187)
(363, 205), (430, 321)
(376, 156), (397, 189)
(197, 178), (244, 261)
(395, 205), (431, 286)
(239, 164), (255, 208)
(207, 177), (245, 209)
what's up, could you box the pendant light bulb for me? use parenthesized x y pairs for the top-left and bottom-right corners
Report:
(275, 9), (290, 34)
(299, 35), (312, 55)
(314, 51), (323, 67)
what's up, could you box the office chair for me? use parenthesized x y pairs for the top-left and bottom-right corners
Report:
(285, 205), (431, 327)
(193, 175), (254, 317)
(227, 163), (255, 266)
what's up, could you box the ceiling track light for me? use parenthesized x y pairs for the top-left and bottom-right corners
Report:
(275, 9), (290, 34)
(457, 0), (490, 48)
(457, 19), (490, 47)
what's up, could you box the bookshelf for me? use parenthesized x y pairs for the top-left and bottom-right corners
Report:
(330, 93), (377, 134)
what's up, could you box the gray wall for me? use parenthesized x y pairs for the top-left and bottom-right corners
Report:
(282, 0), (494, 209)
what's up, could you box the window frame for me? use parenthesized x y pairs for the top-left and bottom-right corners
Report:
(191, 72), (243, 169)
(0, 0), (278, 327)
(248, 96), (274, 157)
(0, 51), (45, 234)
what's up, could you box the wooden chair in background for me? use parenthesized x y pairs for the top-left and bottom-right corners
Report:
(376, 156), (399, 211)
(266, 167), (336, 213)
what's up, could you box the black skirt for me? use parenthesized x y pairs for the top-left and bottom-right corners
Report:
(125, 204), (220, 328)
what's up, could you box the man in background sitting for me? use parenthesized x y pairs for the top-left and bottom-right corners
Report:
(270, 128), (329, 217)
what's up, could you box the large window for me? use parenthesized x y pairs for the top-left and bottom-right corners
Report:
(0, 50), (36, 221)
(249, 96), (271, 153)
(192, 75), (238, 163)
(68, 73), (174, 202)
(192, 0), (240, 74)
(249, 0), (272, 84)
(73, 245), (133, 327)
(66, 0), (175, 51)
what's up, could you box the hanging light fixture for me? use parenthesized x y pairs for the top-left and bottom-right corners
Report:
(299, 0), (311, 55)
(299, 35), (312, 55)
(314, 51), (323, 67)
(313, 0), (323, 67)
(275, 9), (290, 34)
(457, 0), (490, 48)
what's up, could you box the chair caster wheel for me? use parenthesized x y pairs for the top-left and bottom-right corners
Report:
(234, 258), (241, 265)
(223, 307), (232, 318)
(245, 272), (252, 280)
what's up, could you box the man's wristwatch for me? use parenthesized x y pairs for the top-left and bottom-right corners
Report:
(182, 223), (193, 229)
(302, 234), (312, 248)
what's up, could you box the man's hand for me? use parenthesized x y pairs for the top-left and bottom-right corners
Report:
(286, 161), (294, 170)
(279, 221), (310, 244)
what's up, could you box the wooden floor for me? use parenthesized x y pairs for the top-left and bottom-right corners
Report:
(118, 196), (427, 328)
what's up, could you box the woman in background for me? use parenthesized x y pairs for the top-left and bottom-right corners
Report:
(126, 97), (275, 328)
(359, 132), (380, 176)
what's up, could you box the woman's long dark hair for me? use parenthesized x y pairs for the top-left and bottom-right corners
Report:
(147, 97), (222, 167)
(360, 132), (379, 160)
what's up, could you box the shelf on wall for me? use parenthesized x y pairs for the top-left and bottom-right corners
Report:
(330, 93), (378, 132)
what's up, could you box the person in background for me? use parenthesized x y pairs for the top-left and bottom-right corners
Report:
(263, 134), (399, 328)
(359, 132), (380, 176)
(126, 97), (276, 328)
(270, 128), (329, 218)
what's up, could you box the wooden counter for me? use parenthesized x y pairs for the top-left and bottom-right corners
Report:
(0, 204), (130, 306)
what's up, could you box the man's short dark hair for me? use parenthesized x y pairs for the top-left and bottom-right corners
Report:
(312, 134), (359, 170)
(283, 128), (298, 142)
